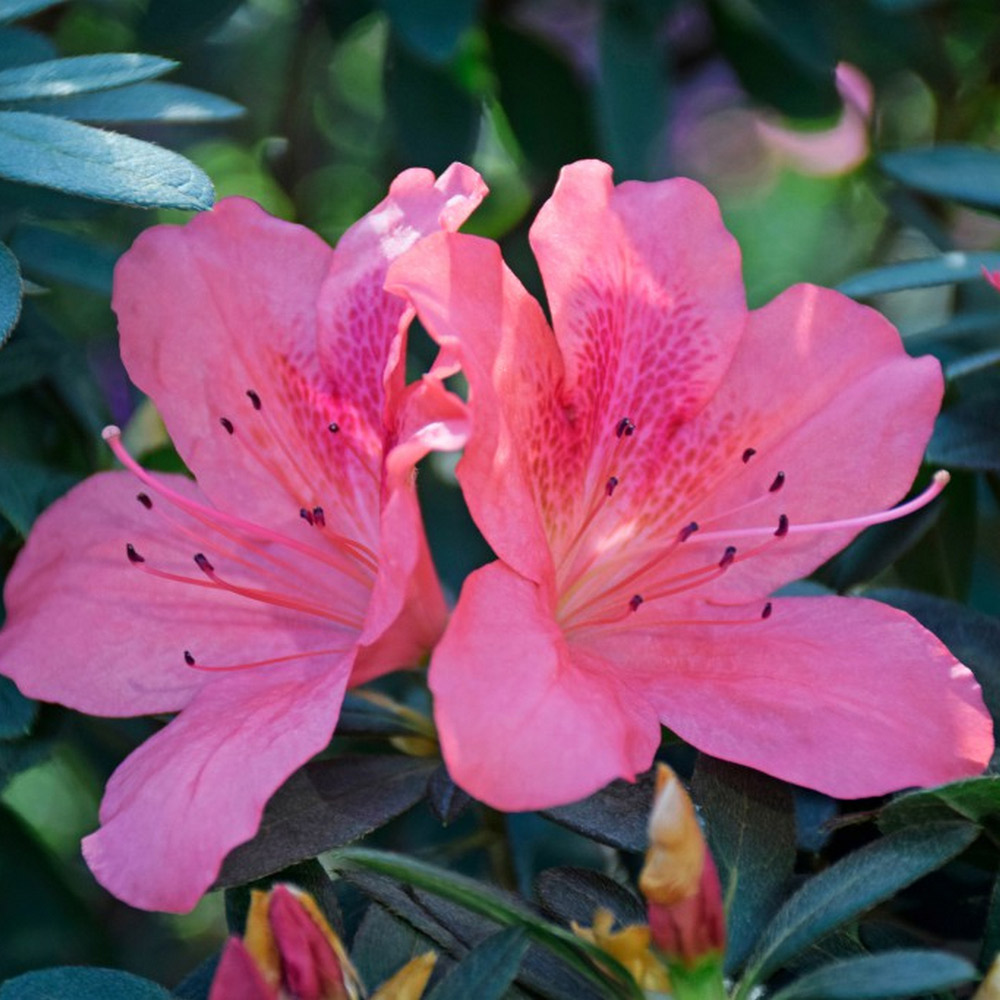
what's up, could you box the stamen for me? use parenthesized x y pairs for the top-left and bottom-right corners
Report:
(126, 543), (145, 564)
(629, 594), (644, 612)
(761, 601), (773, 619)
(328, 422), (340, 434)
(678, 521), (699, 542)
(606, 476), (619, 497)
(775, 514), (789, 538)
(136, 492), (153, 510)
(719, 545), (737, 569)
(194, 552), (214, 574)
(299, 507), (314, 526)
(184, 650), (195, 665)
(182, 646), (349, 673)
(742, 447), (756, 464)
(312, 506), (326, 528)
(220, 417), (235, 435)
(246, 389), (262, 411)
(768, 471), (785, 493)
(616, 417), (636, 438)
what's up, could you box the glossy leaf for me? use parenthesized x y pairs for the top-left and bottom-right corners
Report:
(24, 81), (243, 123)
(881, 146), (1000, 211)
(215, 755), (436, 887)
(425, 926), (529, 1000)
(837, 252), (1000, 298)
(0, 968), (171, 1000)
(0, 238), (21, 346)
(769, 949), (977, 1000)
(740, 823), (979, 988)
(0, 54), (175, 103)
(692, 755), (796, 973)
(541, 769), (656, 853)
(0, 111), (214, 209)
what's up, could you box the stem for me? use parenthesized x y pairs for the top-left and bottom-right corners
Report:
(667, 955), (729, 1000)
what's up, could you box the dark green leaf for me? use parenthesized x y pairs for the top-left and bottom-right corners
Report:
(426, 926), (529, 1000)
(837, 252), (1000, 298)
(982, 871), (1000, 972)
(215, 755), (436, 887)
(0, 28), (55, 69)
(10, 225), (117, 294)
(0, 111), (214, 209)
(0, 456), (78, 536)
(0, 238), (21, 345)
(0, 0), (68, 25)
(595, 0), (669, 180)
(20, 81), (243, 123)
(137, 0), (242, 49)
(487, 21), (594, 180)
(0, 676), (35, 740)
(881, 146), (1000, 212)
(0, 54), (176, 103)
(535, 867), (646, 928)
(173, 954), (220, 1000)
(0, 969), (172, 1000)
(769, 949), (977, 1000)
(879, 777), (1000, 835)
(428, 764), (472, 825)
(927, 397), (1000, 472)
(379, 0), (480, 62)
(945, 347), (1000, 380)
(351, 904), (436, 992)
(337, 692), (431, 738)
(691, 756), (796, 973)
(741, 823), (979, 988)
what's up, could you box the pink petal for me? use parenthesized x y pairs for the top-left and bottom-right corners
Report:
(210, 939), (277, 1000)
(583, 596), (992, 799)
(651, 283), (943, 604)
(83, 659), (350, 912)
(0, 473), (344, 716)
(430, 561), (659, 810)
(386, 232), (564, 585)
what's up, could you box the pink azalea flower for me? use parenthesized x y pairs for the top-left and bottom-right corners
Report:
(387, 159), (993, 811)
(983, 266), (1000, 293)
(0, 165), (486, 911)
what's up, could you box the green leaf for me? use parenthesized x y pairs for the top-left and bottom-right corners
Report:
(837, 252), (1000, 298)
(0, 676), (35, 740)
(0, 27), (55, 69)
(535, 867), (646, 928)
(0, 54), (176, 103)
(425, 926), (530, 1000)
(26, 81), (243, 123)
(379, 0), (480, 63)
(0, 0), (68, 25)
(0, 456), (78, 536)
(0, 238), (21, 346)
(352, 905), (436, 993)
(691, 756), (796, 974)
(945, 346), (1000, 380)
(10, 225), (117, 294)
(927, 396), (1000, 472)
(879, 777), (1000, 835)
(880, 146), (1000, 212)
(0, 111), (214, 209)
(739, 822), (979, 990)
(769, 949), (977, 1000)
(427, 764), (472, 825)
(595, 0), (670, 180)
(137, 0), (242, 49)
(330, 848), (645, 1000)
(215, 755), (436, 887)
(0, 968), (172, 1000)
(541, 769), (655, 853)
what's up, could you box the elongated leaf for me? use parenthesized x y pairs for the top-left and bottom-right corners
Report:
(927, 397), (1000, 472)
(0, 111), (213, 209)
(215, 755), (436, 887)
(0, 238), (20, 345)
(945, 346), (1000, 380)
(0, 0), (67, 25)
(535, 867), (646, 928)
(837, 251), (1000, 298)
(425, 927), (529, 1000)
(879, 777), (1000, 835)
(26, 81), (243, 123)
(769, 949), (977, 1000)
(541, 769), (656, 853)
(330, 848), (645, 1000)
(691, 756), (796, 973)
(0, 54), (175, 103)
(740, 822), (979, 988)
(0, 968), (172, 1000)
(10, 225), (117, 294)
(881, 146), (1000, 211)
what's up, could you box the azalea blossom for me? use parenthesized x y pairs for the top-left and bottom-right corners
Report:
(0, 165), (485, 911)
(387, 159), (993, 811)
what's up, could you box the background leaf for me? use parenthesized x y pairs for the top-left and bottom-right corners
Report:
(0, 968), (172, 1000)
(424, 926), (529, 1000)
(880, 146), (1000, 212)
(0, 54), (175, 103)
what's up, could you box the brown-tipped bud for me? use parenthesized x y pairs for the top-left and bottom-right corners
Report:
(975, 955), (1000, 1000)
(639, 764), (726, 970)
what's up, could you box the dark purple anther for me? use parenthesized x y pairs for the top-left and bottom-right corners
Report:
(126, 543), (145, 564)
(678, 521), (699, 542)
(136, 493), (153, 509)
(761, 601), (773, 620)
(299, 508), (314, 525)
(768, 471), (785, 493)
(742, 447), (756, 464)
(719, 545), (737, 569)
(775, 513), (789, 538)
(606, 476), (619, 497)
(328, 422), (340, 434)
(615, 417), (636, 438)
(629, 594), (644, 612)
(184, 650), (196, 666)
(220, 417), (235, 435)
(312, 506), (326, 527)
(194, 552), (215, 573)
(246, 389), (262, 410)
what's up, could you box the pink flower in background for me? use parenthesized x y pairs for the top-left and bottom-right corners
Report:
(388, 159), (993, 811)
(983, 266), (1000, 293)
(0, 166), (485, 911)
